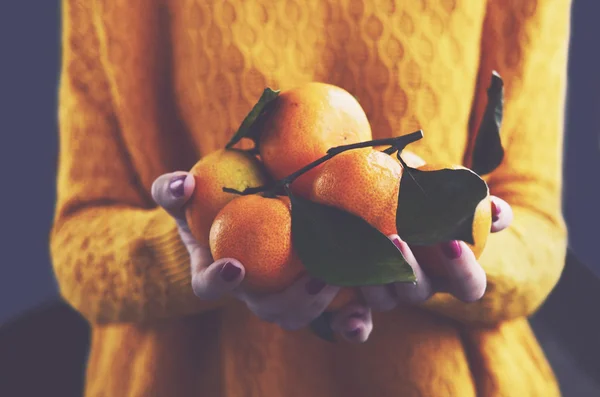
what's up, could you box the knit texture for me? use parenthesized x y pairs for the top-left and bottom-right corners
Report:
(50, 0), (570, 396)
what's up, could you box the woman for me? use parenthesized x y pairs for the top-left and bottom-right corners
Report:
(50, 0), (570, 396)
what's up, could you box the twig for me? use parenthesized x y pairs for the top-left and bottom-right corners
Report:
(223, 130), (424, 196)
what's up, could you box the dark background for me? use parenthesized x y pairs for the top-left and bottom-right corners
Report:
(0, 0), (599, 395)
(0, 2), (62, 325)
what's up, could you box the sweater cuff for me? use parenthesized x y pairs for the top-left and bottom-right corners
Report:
(144, 210), (191, 287)
(142, 209), (229, 317)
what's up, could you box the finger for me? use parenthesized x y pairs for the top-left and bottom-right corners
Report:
(176, 221), (202, 253)
(151, 172), (195, 221)
(330, 304), (373, 343)
(277, 276), (342, 331)
(436, 241), (487, 302)
(191, 255), (245, 301)
(239, 275), (340, 329)
(233, 288), (282, 323)
(389, 236), (435, 303)
(360, 285), (397, 312)
(490, 196), (513, 233)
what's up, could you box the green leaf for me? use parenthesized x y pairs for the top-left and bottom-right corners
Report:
(309, 312), (336, 343)
(225, 88), (280, 149)
(289, 192), (416, 286)
(472, 71), (505, 176)
(396, 165), (489, 246)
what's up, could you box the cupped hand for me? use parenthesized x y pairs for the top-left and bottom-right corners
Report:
(151, 171), (373, 343)
(360, 196), (514, 311)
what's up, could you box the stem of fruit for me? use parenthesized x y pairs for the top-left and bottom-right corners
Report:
(381, 146), (397, 155)
(244, 147), (261, 156)
(326, 129), (423, 156)
(223, 130), (424, 196)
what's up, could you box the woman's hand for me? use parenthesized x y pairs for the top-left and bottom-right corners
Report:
(151, 171), (373, 343)
(360, 196), (514, 312)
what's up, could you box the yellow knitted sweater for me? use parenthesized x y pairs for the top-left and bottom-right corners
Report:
(50, 0), (571, 396)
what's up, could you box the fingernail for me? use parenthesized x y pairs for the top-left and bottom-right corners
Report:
(306, 278), (327, 295)
(392, 237), (402, 250)
(491, 200), (501, 222)
(220, 262), (241, 282)
(440, 240), (462, 259)
(169, 175), (187, 198)
(345, 327), (361, 339)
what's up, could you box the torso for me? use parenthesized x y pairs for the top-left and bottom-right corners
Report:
(83, 1), (560, 396)
(168, 0), (486, 159)
(96, 0), (487, 182)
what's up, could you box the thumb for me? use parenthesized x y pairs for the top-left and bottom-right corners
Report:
(192, 258), (246, 301)
(151, 172), (195, 221)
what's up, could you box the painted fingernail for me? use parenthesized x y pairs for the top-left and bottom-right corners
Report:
(491, 200), (501, 222)
(169, 175), (187, 198)
(220, 262), (241, 282)
(440, 240), (462, 259)
(345, 327), (361, 339)
(306, 278), (327, 295)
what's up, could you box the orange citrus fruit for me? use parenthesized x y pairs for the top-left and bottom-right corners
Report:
(185, 149), (269, 247)
(311, 148), (403, 236)
(328, 288), (359, 311)
(209, 194), (355, 310)
(258, 82), (372, 198)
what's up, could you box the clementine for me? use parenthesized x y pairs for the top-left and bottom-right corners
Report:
(311, 148), (403, 236)
(258, 82), (372, 198)
(185, 149), (268, 247)
(209, 194), (355, 310)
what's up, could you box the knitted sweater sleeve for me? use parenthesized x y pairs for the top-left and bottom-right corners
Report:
(420, 0), (571, 325)
(49, 0), (222, 325)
